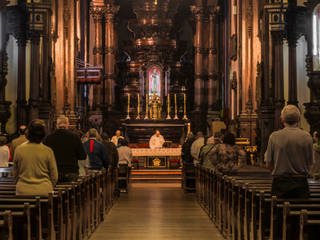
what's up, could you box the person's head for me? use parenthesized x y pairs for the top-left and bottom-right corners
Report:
(18, 125), (27, 135)
(0, 136), (7, 146)
(118, 138), (128, 147)
(155, 130), (160, 136)
(88, 128), (98, 138)
(280, 105), (300, 126)
(196, 131), (203, 139)
(56, 115), (69, 129)
(27, 119), (46, 143)
(115, 130), (121, 137)
(222, 132), (236, 146)
(101, 132), (109, 141)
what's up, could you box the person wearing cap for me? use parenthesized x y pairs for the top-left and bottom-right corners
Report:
(265, 105), (313, 199)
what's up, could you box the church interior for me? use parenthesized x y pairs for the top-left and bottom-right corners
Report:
(0, 0), (320, 239)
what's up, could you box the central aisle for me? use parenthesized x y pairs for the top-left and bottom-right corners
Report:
(90, 183), (224, 240)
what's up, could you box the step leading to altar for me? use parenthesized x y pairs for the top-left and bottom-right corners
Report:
(130, 169), (182, 183)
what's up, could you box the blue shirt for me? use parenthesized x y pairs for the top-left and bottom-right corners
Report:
(84, 139), (109, 170)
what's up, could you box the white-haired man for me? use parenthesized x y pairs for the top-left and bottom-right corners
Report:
(265, 105), (313, 199)
(44, 116), (87, 182)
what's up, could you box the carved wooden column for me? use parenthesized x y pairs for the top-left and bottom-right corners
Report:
(16, 38), (28, 126)
(304, 0), (320, 133)
(0, 5), (11, 132)
(258, 1), (287, 163)
(191, 6), (204, 112)
(272, 31), (285, 130)
(208, 9), (216, 110)
(90, 4), (104, 111)
(286, 1), (301, 106)
(104, 3), (119, 111)
(29, 35), (41, 121)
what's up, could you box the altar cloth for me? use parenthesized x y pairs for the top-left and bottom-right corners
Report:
(132, 148), (182, 157)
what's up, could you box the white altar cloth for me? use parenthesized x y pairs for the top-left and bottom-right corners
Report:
(132, 148), (182, 157)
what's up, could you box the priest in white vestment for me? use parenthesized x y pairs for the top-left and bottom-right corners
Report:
(149, 130), (165, 149)
(111, 130), (124, 147)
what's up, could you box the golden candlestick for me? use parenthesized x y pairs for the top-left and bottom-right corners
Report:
(187, 122), (191, 134)
(174, 93), (178, 120)
(136, 93), (140, 119)
(126, 93), (130, 120)
(182, 93), (188, 120)
(144, 94), (149, 120)
(166, 94), (171, 120)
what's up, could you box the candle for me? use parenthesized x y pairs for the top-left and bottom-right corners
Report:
(145, 94), (149, 119)
(126, 93), (130, 119)
(174, 93), (178, 119)
(136, 93), (140, 119)
(183, 93), (188, 120)
(166, 94), (171, 120)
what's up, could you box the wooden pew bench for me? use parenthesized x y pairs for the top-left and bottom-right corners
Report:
(299, 209), (320, 240)
(0, 210), (13, 240)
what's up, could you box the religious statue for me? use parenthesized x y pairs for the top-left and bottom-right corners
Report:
(149, 93), (162, 120)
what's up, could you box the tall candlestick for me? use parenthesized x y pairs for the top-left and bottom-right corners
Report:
(166, 94), (171, 120)
(174, 93), (178, 120)
(183, 93), (188, 120)
(187, 122), (191, 133)
(126, 93), (130, 120)
(144, 94), (149, 119)
(136, 93), (140, 119)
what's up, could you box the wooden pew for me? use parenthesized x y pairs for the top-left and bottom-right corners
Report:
(196, 164), (320, 240)
(0, 210), (13, 240)
(0, 169), (116, 240)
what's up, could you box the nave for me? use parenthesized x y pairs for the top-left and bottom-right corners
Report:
(91, 183), (224, 240)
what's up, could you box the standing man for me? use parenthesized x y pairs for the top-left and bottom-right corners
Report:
(265, 105), (313, 199)
(149, 130), (165, 149)
(11, 125), (27, 157)
(101, 132), (118, 169)
(111, 129), (124, 147)
(84, 129), (109, 170)
(44, 116), (87, 182)
(190, 131), (205, 165)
